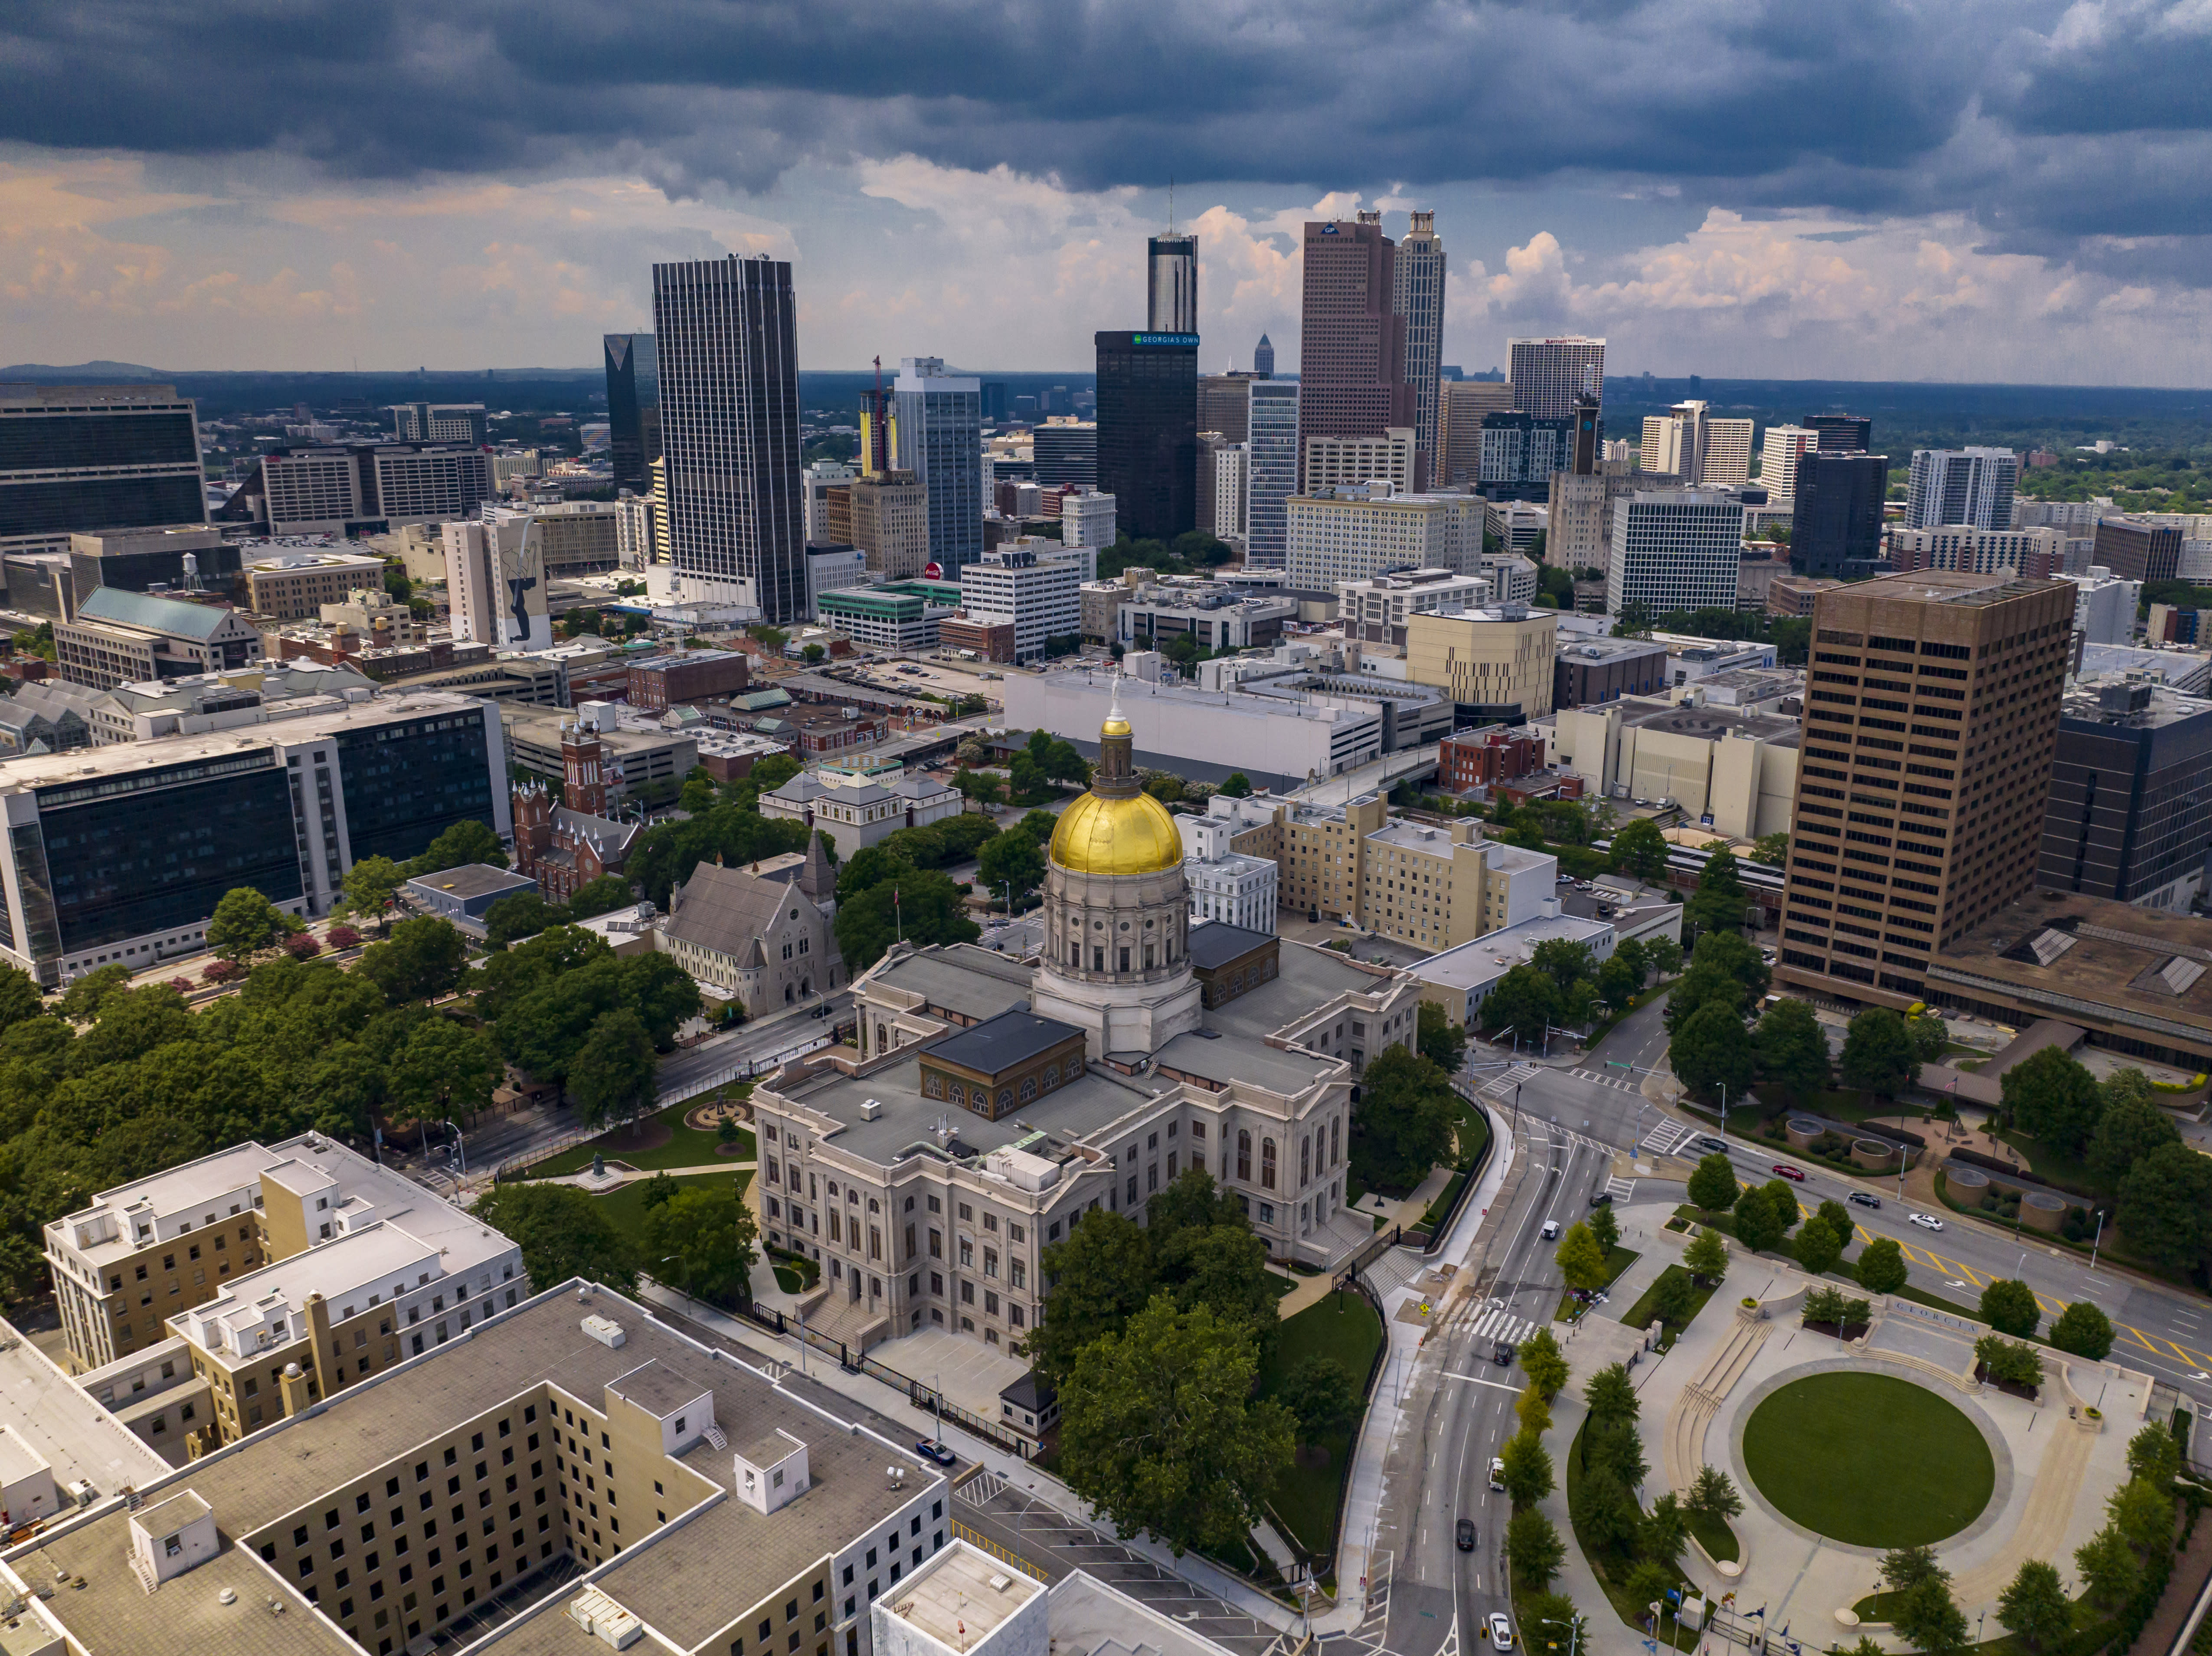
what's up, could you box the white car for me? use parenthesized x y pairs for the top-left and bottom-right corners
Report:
(1489, 1613), (1516, 1651)
(1909, 1211), (1945, 1231)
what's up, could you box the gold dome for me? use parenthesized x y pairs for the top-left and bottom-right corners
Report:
(1050, 789), (1185, 876)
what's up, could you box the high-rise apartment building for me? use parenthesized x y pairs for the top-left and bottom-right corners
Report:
(1096, 331), (1198, 542)
(250, 443), (491, 537)
(1640, 401), (1751, 486)
(651, 254), (808, 619)
(1147, 232), (1198, 333)
(1776, 570), (2077, 1008)
(1472, 412), (1577, 494)
(1246, 382), (1300, 567)
(1392, 210), (1447, 481)
(1198, 374), (1253, 442)
(0, 383), (207, 556)
(1793, 452), (1888, 576)
(1285, 488), (1486, 586)
(1032, 420), (1098, 490)
(1887, 525), (2072, 580)
(1806, 413), (1873, 453)
(1507, 337), (1606, 420)
(1060, 488), (1117, 552)
(1606, 491), (1745, 617)
(389, 401), (488, 445)
(1253, 333), (1276, 377)
(1298, 218), (1412, 485)
(2039, 677), (2212, 912)
(2090, 517), (2184, 584)
(602, 332), (660, 493)
(1437, 380), (1517, 488)
(1211, 442), (1249, 538)
(1304, 429), (1417, 494)
(1905, 447), (2019, 531)
(1701, 417), (1755, 487)
(443, 509), (555, 649)
(892, 357), (984, 578)
(1759, 424), (1818, 495)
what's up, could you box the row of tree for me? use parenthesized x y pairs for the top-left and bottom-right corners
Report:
(1483, 934), (1685, 1047)
(475, 1171), (758, 1309)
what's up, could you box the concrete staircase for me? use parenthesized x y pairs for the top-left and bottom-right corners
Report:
(1664, 1311), (1773, 1495)
(797, 1284), (890, 1355)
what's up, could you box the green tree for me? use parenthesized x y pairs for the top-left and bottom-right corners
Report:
(1685, 844), (1749, 936)
(1595, 952), (1643, 1013)
(390, 1017), (500, 1130)
(207, 887), (296, 960)
(567, 1007), (658, 1127)
(832, 867), (981, 972)
(1041, 740), (1090, 787)
(485, 892), (563, 949)
(1973, 1335), (2044, 1388)
(1583, 1362), (1639, 1426)
(1276, 1356), (1361, 1440)
(1794, 1215), (1844, 1278)
(1749, 831), (1789, 867)
(564, 875), (635, 921)
(1350, 1047), (1459, 1191)
(2108, 1475), (2176, 1559)
(1690, 928), (1771, 1002)
(1664, 964), (1744, 1037)
(1855, 1236), (1909, 1296)
(1555, 1222), (1611, 1292)
(1057, 1295), (1296, 1557)
(1577, 1460), (1641, 1551)
(2088, 1085), (2182, 1196)
(1587, 1199), (1620, 1255)
(1906, 1013), (1950, 1067)
(1031, 1208), (1157, 1384)
(1687, 1464), (1743, 1522)
(1881, 1545), (1947, 1596)
(1754, 997), (1831, 1095)
(1523, 1594), (1587, 1654)
(2049, 1299), (2115, 1361)
(472, 1183), (639, 1293)
(57, 963), (133, 1024)
(1895, 1575), (1970, 1656)
(1644, 1491), (1691, 1568)
(620, 953), (703, 1048)
(405, 818), (507, 876)
(1673, 1001), (1756, 1101)
(1518, 1327), (1569, 1401)
(976, 827), (1047, 909)
(1683, 1227), (1729, 1284)
(1610, 817), (1672, 881)
(356, 916), (468, 1005)
(2120, 1142), (2212, 1272)
(2127, 1422), (2182, 1487)
(1839, 1007), (1918, 1096)
(643, 1182), (758, 1304)
(1645, 936), (1684, 980)
(1506, 1509), (1566, 1590)
(1219, 772), (1252, 798)
(2002, 1046), (2104, 1155)
(1980, 1277), (2041, 1338)
(2075, 1523), (2140, 1614)
(1530, 938), (1596, 998)
(1416, 1001), (1468, 1073)
(1486, 964), (1562, 1046)
(1686, 1152), (1739, 1214)
(341, 855), (407, 931)
(1499, 1428), (1555, 1507)
(1624, 1559), (1682, 1615)
(1731, 1183), (1791, 1254)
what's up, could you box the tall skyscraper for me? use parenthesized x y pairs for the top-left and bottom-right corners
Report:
(1198, 375), (1253, 443)
(1639, 400), (1752, 486)
(1096, 331), (1198, 542)
(1507, 337), (1607, 420)
(1297, 218), (1412, 488)
(1791, 452), (1888, 576)
(1032, 422), (1098, 490)
(0, 383), (207, 556)
(651, 254), (807, 620)
(1805, 413), (1873, 453)
(1246, 381), (1300, 568)
(1253, 334), (1275, 377)
(1148, 233), (1198, 334)
(1775, 570), (2076, 1009)
(602, 334), (660, 494)
(1438, 380), (1517, 488)
(1759, 424), (1818, 496)
(1906, 447), (2019, 530)
(1569, 391), (1601, 476)
(893, 357), (983, 577)
(1391, 210), (1447, 484)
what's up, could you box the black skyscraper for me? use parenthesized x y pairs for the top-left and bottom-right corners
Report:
(0, 383), (206, 553)
(1804, 413), (1872, 453)
(603, 333), (660, 494)
(1793, 451), (1888, 576)
(1095, 331), (1198, 542)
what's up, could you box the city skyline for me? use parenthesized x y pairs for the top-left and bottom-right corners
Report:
(2, 0), (2210, 384)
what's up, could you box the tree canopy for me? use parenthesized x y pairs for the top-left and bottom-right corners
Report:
(1349, 1047), (1459, 1192)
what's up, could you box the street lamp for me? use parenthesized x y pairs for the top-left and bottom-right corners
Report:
(440, 1121), (466, 1180)
(1541, 1614), (1579, 1656)
(2090, 1208), (2107, 1273)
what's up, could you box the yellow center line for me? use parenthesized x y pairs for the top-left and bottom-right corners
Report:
(2120, 1324), (2164, 1355)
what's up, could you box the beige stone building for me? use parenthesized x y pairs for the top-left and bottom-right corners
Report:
(659, 843), (844, 1008)
(1404, 606), (1559, 721)
(245, 548), (393, 619)
(1551, 695), (1802, 838)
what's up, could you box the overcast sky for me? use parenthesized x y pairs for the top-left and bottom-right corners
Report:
(5, 0), (2211, 383)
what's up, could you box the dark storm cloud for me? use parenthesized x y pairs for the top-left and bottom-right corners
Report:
(4, 0), (2204, 250)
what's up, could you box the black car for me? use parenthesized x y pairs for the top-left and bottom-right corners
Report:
(1493, 1341), (1516, 1366)
(1848, 1191), (1882, 1210)
(1456, 1518), (1478, 1552)
(1693, 1136), (1729, 1155)
(1588, 1190), (1614, 1207)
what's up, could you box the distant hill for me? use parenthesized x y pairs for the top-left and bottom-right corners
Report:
(0, 361), (166, 380)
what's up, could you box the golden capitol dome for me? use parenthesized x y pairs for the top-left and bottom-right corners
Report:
(1045, 678), (1185, 877)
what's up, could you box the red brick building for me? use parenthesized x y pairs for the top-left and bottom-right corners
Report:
(938, 613), (1017, 662)
(511, 716), (639, 903)
(1438, 727), (1546, 792)
(626, 648), (749, 711)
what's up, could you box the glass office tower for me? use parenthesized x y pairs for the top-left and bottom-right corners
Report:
(1245, 380), (1300, 568)
(603, 334), (661, 495)
(1095, 331), (1198, 543)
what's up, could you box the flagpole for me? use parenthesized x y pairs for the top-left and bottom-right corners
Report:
(894, 887), (903, 946)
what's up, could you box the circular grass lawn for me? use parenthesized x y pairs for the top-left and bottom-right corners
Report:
(1740, 1372), (1995, 1547)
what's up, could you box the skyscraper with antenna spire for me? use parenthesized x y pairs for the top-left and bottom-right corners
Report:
(1146, 184), (1197, 334)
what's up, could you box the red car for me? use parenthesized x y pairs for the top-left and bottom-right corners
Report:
(1771, 1164), (1806, 1181)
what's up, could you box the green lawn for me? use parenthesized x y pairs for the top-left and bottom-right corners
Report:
(1419, 1172), (1466, 1232)
(1993, 1128), (2098, 1199)
(1454, 1099), (1492, 1167)
(597, 1169), (753, 1245)
(524, 1103), (756, 1178)
(1563, 1417), (1700, 1640)
(1741, 1373), (1994, 1547)
(1257, 1291), (1386, 1558)
(1616, 1264), (1716, 1351)
(1687, 1507), (1739, 1563)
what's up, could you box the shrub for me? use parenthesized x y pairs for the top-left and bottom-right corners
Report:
(327, 924), (363, 950)
(202, 959), (244, 985)
(282, 932), (323, 959)
(166, 976), (195, 994)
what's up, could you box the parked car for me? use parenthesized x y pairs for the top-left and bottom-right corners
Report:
(913, 1439), (958, 1466)
(1910, 1211), (1945, 1231)
(1457, 1518), (1478, 1552)
(1848, 1191), (1882, 1209)
(1489, 1613), (1516, 1651)
(1771, 1164), (1806, 1182)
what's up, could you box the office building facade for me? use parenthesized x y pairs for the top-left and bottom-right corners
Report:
(1437, 380), (1517, 487)
(1887, 524), (2072, 580)
(846, 468), (930, 579)
(1147, 233), (1198, 334)
(1304, 429), (1417, 494)
(1244, 383), (1300, 567)
(2040, 678), (2212, 912)
(1506, 337), (1605, 420)
(1792, 451), (1888, 577)
(1806, 413), (1873, 453)
(1060, 488), (1117, 552)
(1285, 489), (1484, 586)
(959, 547), (1082, 662)
(251, 443), (492, 537)
(1210, 443), (1249, 538)
(0, 383), (207, 556)
(651, 254), (808, 619)
(2091, 517), (2184, 584)
(1095, 332), (1198, 543)
(0, 691), (505, 985)
(1253, 333), (1276, 377)
(1298, 218), (1412, 482)
(893, 357), (984, 577)
(602, 332), (661, 493)
(1905, 447), (2019, 531)
(1198, 374), (1253, 443)
(1776, 571), (2077, 1009)
(389, 402), (488, 444)
(1759, 424), (1818, 495)
(1032, 421), (1098, 490)
(1392, 210), (1446, 480)
(1606, 491), (1745, 617)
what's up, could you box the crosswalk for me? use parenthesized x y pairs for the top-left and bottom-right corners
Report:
(1470, 1303), (1544, 1346)
(1604, 1173), (1638, 1201)
(1638, 1117), (1699, 1157)
(1526, 1126), (1614, 1157)
(1471, 1063), (1540, 1100)
(1568, 1065), (1642, 1096)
